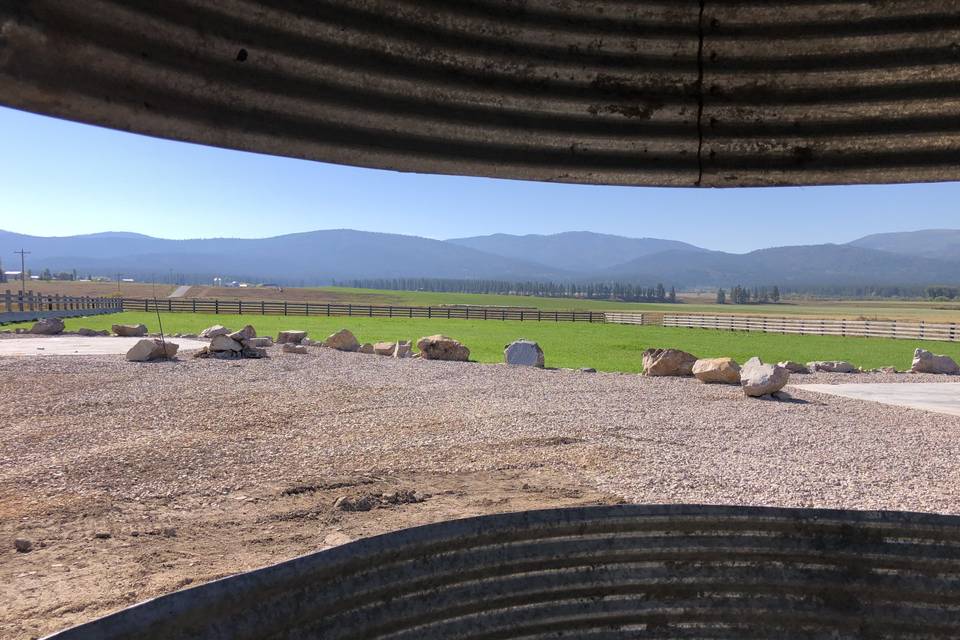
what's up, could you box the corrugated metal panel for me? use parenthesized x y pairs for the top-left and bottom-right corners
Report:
(45, 505), (960, 638)
(1, 1), (959, 187)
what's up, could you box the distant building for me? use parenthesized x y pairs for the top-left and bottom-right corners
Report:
(121, 278), (135, 283)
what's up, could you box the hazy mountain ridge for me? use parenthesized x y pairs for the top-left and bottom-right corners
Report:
(447, 231), (704, 271)
(1, 228), (957, 287)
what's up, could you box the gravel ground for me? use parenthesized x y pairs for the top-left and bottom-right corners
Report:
(2, 344), (960, 637)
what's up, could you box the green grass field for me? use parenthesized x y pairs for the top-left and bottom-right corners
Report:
(10, 311), (959, 373)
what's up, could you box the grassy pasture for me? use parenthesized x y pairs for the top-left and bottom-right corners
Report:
(11, 281), (960, 321)
(8, 311), (959, 373)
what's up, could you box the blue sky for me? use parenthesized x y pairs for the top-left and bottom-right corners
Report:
(1, 105), (957, 254)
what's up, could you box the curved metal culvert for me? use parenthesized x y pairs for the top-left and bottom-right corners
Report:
(45, 504), (960, 639)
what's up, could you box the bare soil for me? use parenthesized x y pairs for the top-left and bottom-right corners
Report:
(2, 345), (960, 638)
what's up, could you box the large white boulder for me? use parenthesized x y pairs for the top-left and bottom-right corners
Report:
(911, 348), (960, 375)
(416, 335), (470, 361)
(323, 329), (360, 352)
(740, 357), (790, 397)
(504, 339), (545, 367)
(692, 357), (740, 384)
(30, 317), (65, 335)
(112, 323), (147, 337)
(642, 348), (697, 376)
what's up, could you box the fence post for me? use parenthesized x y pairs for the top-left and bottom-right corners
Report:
(283, 301), (287, 315)
(215, 299), (219, 314)
(447, 308), (451, 319)
(348, 304), (352, 317)
(3, 289), (9, 313)
(428, 307), (432, 319)
(920, 321), (924, 340)
(193, 299), (197, 313)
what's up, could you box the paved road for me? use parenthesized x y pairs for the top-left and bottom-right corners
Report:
(168, 285), (191, 298)
(0, 336), (208, 356)
(793, 383), (960, 417)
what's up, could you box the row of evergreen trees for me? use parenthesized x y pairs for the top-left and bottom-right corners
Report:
(716, 285), (781, 304)
(334, 278), (679, 302)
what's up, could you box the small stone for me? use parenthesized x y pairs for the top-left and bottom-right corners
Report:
(807, 361), (859, 373)
(282, 343), (307, 354)
(358, 343), (375, 354)
(112, 323), (148, 337)
(277, 330), (308, 345)
(14, 539), (32, 553)
(579, 367), (597, 373)
(373, 341), (396, 356)
(94, 531), (111, 539)
(777, 361), (810, 374)
(77, 327), (109, 337)
(161, 527), (177, 537)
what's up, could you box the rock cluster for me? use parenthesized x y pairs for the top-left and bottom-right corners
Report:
(30, 317), (65, 335)
(416, 335), (470, 361)
(642, 348), (697, 376)
(740, 357), (790, 397)
(777, 361), (810, 374)
(504, 339), (544, 368)
(911, 348), (959, 374)
(126, 338), (179, 362)
(692, 357), (741, 384)
(112, 324), (147, 337)
(194, 324), (267, 359)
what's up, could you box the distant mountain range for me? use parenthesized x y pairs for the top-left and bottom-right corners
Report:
(1, 228), (957, 287)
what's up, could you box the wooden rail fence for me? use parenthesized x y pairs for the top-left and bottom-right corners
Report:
(2, 290), (123, 324)
(121, 298), (606, 323)
(664, 313), (960, 342)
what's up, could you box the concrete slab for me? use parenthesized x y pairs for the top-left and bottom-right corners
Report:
(793, 383), (960, 417)
(0, 336), (208, 357)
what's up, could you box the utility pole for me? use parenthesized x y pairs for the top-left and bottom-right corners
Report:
(14, 249), (29, 296)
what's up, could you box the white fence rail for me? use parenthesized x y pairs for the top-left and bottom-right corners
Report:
(604, 312), (645, 325)
(663, 314), (959, 342)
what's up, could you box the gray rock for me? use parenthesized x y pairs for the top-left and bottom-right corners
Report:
(199, 324), (231, 339)
(911, 348), (960, 374)
(642, 348), (698, 376)
(579, 367), (597, 373)
(242, 337), (273, 348)
(30, 317), (65, 335)
(126, 338), (179, 362)
(807, 361), (859, 373)
(227, 325), (256, 341)
(358, 343), (375, 354)
(112, 323), (148, 337)
(241, 346), (267, 359)
(14, 539), (32, 553)
(277, 330), (307, 345)
(393, 340), (412, 358)
(210, 335), (243, 352)
(777, 361), (810, 374)
(741, 357), (790, 397)
(282, 343), (307, 354)
(504, 339), (545, 367)
(77, 327), (109, 337)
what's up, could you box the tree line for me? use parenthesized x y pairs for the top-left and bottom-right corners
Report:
(716, 285), (781, 305)
(333, 278), (679, 302)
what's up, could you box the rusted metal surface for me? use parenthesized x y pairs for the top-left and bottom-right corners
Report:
(2, 1), (959, 187)
(45, 504), (960, 638)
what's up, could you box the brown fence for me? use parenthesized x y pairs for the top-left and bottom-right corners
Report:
(121, 298), (605, 323)
(664, 313), (960, 342)
(3, 290), (122, 313)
